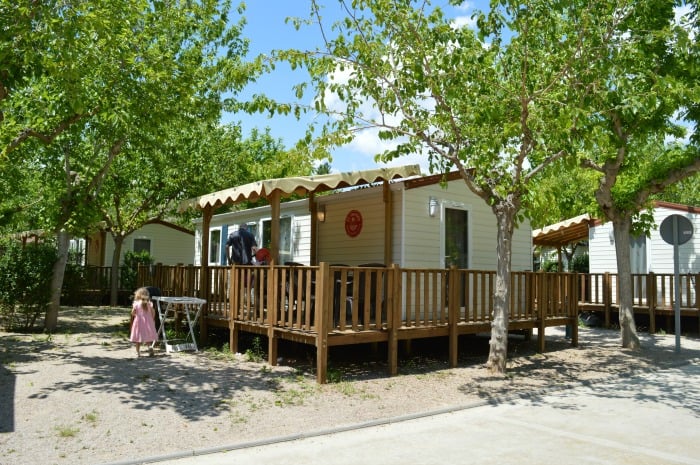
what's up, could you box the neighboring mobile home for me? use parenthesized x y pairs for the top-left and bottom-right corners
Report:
(193, 171), (533, 271)
(86, 219), (194, 267)
(533, 202), (699, 275)
(588, 201), (699, 275)
(534, 202), (699, 326)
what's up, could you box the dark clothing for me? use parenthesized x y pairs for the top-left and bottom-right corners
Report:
(226, 227), (257, 265)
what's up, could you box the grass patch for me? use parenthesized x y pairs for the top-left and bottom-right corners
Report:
(81, 410), (99, 425)
(203, 343), (238, 362)
(273, 375), (317, 406)
(244, 336), (265, 363)
(55, 425), (80, 438)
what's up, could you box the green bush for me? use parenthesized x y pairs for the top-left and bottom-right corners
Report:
(61, 263), (89, 306)
(120, 250), (153, 292)
(541, 260), (560, 272)
(0, 239), (57, 331)
(571, 253), (589, 273)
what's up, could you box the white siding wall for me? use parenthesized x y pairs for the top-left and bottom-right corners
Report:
(104, 223), (194, 266)
(395, 180), (532, 270)
(511, 218), (533, 271)
(193, 200), (311, 266)
(290, 214), (312, 264)
(588, 222), (617, 273)
(394, 186), (441, 268)
(590, 207), (700, 275)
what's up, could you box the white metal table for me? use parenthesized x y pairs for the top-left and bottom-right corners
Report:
(152, 296), (206, 353)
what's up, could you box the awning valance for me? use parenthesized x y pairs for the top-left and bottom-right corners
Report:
(180, 164), (422, 212)
(532, 214), (592, 247)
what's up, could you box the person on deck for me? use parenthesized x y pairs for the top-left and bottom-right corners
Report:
(226, 223), (258, 265)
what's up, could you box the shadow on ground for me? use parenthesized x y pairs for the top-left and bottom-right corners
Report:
(3, 307), (700, 433)
(0, 307), (301, 431)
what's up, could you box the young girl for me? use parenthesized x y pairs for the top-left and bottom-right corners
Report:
(129, 287), (158, 357)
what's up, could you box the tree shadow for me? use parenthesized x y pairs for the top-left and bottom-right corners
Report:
(23, 350), (298, 422)
(458, 326), (700, 418)
(0, 307), (302, 431)
(0, 363), (14, 432)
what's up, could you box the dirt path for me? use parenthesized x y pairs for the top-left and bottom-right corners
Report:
(1, 307), (699, 465)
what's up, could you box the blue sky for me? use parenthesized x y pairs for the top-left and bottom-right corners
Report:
(223, 1), (488, 174)
(224, 2), (696, 175)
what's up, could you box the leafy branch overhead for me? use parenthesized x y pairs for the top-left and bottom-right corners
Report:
(0, 0), (268, 329)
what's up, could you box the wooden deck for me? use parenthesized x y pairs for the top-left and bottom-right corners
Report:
(137, 265), (700, 383)
(578, 272), (700, 333)
(139, 264), (582, 383)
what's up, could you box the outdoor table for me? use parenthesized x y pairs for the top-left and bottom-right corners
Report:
(152, 296), (206, 353)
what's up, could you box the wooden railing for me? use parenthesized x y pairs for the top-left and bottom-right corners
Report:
(136, 264), (698, 382)
(578, 272), (699, 332)
(138, 266), (698, 326)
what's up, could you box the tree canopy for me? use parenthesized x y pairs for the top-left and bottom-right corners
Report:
(273, 0), (698, 370)
(0, 0), (265, 330)
(275, 0), (625, 373)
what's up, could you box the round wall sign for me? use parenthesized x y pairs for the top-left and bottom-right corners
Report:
(344, 209), (363, 237)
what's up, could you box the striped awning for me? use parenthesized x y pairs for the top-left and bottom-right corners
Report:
(179, 164), (422, 211)
(532, 214), (592, 247)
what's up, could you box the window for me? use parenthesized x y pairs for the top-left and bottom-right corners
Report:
(209, 229), (221, 265)
(262, 216), (293, 260)
(247, 222), (259, 242)
(133, 238), (151, 254)
(68, 238), (86, 265)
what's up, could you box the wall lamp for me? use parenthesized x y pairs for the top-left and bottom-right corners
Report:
(317, 205), (326, 222)
(429, 197), (438, 218)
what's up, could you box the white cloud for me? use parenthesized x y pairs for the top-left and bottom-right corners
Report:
(452, 15), (477, 29)
(453, 1), (473, 12)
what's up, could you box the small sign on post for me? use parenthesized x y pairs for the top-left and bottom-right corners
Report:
(659, 214), (694, 354)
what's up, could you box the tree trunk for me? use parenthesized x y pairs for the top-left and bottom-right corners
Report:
(486, 207), (514, 374)
(45, 230), (70, 332)
(613, 216), (640, 349)
(109, 235), (125, 307)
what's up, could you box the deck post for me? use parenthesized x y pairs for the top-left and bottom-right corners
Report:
(316, 262), (330, 384)
(229, 265), (239, 353)
(200, 206), (213, 344)
(537, 273), (547, 353)
(647, 272), (656, 334)
(229, 321), (239, 354)
(266, 266), (278, 366)
(387, 264), (400, 376)
(448, 266), (459, 368)
(569, 274), (579, 347)
(603, 272), (612, 328)
(694, 272), (700, 335)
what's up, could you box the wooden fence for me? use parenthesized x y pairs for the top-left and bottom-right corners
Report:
(138, 264), (581, 383)
(136, 265), (699, 383)
(578, 272), (700, 333)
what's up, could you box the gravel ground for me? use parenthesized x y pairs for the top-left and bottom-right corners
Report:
(1, 307), (699, 465)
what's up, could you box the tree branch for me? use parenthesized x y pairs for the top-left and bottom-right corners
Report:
(86, 138), (126, 198)
(525, 149), (568, 182)
(634, 154), (700, 206)
(3, 112), (92, 156)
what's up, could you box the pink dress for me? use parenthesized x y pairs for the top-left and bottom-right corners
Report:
(130, 300), (158, 343)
